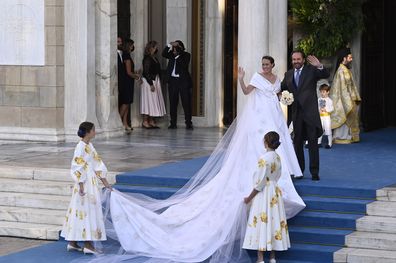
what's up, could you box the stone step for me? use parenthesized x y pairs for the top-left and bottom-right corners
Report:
(346, 231), (396, 251)
(366, 201), (396, 217)
(0, 206), (65, 225)
(0, 166), (69, 181)
(335, 247), (396, 263)
(0, 221), (60, 240)
(356, 216), (396, 234)
(377, 186), (396, 201)
(0, 192), (70, 210)
(0, 165), (117, 183)
(2, 178), (73, 196)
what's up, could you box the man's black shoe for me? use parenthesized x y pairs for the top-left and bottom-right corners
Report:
(325, 145), (331, 149)
(168, 125), (177, 129)
(312, 175), (320, 181)
(186, 124), (194, 130)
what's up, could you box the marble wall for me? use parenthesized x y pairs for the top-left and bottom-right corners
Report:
(0, 0), (64, 141)
(237, 0), (288, 114)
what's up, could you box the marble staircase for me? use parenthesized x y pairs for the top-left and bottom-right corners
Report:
(0, 166), (116, 240)
(335, 186), (396, 262)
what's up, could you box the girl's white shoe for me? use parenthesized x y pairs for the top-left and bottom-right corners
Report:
(257, 261), (265, 263)
(269, 259), (276, 263)
(66, 244), (82, 252)
(83, 247), (99, 255)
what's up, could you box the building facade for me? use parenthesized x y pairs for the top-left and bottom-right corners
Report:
(0, 0), (394, 142)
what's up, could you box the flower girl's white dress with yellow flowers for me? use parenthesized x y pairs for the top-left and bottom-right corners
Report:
(60, 141), (107, 241)
(243, 151), (290, 251)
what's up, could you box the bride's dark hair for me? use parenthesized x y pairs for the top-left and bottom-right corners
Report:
(262, 55), (275, 67)
(264, 131), (281, 149)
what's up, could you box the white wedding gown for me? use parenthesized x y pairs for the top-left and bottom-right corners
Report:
(90, 73), (305, 263)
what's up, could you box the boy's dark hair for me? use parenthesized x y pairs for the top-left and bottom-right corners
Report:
(77, 122), (94, 138)
(264, 131), (281, 150)
(319, 83), (331, 92)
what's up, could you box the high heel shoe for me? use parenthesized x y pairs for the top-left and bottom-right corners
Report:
(83, 247), (99, 255)
(67, 244), (82, 252)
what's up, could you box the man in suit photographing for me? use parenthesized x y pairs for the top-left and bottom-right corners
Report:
(162, 40), (193, 130)
(281, 51), (330, 181)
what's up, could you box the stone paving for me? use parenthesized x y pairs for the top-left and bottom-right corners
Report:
(0, 127), (225, 256)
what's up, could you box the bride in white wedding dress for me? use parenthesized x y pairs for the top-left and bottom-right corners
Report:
(90, 56), (305, 263)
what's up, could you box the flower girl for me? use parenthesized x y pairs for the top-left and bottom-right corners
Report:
(60, 122), (112, 254)
(243, 131), (290, 263)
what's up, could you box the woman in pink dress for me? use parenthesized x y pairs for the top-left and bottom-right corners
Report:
(140, 41), (166, 129)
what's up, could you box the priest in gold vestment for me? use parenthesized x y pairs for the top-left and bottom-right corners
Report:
(330, 48), (361, 143)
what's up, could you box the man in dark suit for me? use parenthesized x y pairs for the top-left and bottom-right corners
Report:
(281, 51), (330, 180)
(162, 40), (193, 130)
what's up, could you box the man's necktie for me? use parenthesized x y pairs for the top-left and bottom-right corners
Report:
(295, 69), (301, 87)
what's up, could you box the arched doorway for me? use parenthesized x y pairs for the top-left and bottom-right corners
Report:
(361, 0), (396, 131)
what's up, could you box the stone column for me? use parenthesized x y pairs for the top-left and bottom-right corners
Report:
(199, 0), (224, 127)
(95, 0), (123, 136)
(64, 0), (99, 140)
(269, 0), (288, 77)
(237, 0), (269, 114)
(237, 0), (288, 114)
(129, 0), (148, 127)
(166, 0), (189, 51)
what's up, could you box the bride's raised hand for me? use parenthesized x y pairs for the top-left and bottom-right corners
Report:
(238, 67), (245, 81)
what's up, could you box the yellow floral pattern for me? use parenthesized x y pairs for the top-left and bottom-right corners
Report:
(270, 162), (276, 173)
(270, 196), (278, 207)
(84, 145), (91, 154)
(275, 230), (282, 240)
(74, 157), (85, 165)
(93, 152), (101, 162)
(258, 159), (266, 168)
(275, 186), (282, 197)
(260, 212), (268, 223)
(74, 171), (82, 180)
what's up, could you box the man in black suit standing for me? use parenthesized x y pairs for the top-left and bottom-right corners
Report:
(162, 40), (193, 130)
(281, 51), (330, 181)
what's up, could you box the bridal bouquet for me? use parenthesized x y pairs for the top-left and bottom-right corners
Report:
(280, 90), (294, 105)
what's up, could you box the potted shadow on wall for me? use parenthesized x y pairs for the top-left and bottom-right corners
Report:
(289, 0), (364, 75)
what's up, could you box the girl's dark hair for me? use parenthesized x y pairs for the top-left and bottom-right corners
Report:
(264, 131), (281, 150)
(262, 55), (275, 65)
(77, 122), (94, 138)
(123, 38), (134, 53)
(144, 40), (158, 55)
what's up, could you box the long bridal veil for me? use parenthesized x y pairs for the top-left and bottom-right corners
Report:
(84, 87), (305, 263)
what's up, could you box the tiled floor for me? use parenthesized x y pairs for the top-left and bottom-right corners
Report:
(0, 127), (225, 172)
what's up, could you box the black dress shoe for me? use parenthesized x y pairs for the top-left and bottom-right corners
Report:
(312, 175), (320, 181)
(294, 175), (304, 180)
(168, 125), (177, 129)
(325, 145), (331, 149)
(186, 124), (194, 130)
